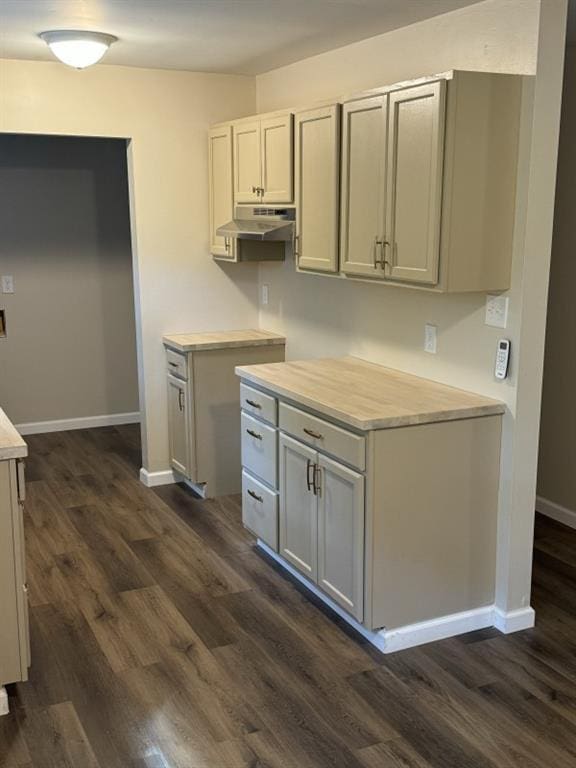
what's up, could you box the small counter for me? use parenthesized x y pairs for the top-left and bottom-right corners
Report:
(0, 408), (27, 461)
(163, 329), (286, 354)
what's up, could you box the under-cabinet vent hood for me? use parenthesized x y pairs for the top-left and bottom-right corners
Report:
(217, 206), (295, 242)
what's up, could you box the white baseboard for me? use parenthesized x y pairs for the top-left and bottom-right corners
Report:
(257, 541), (535, 653)
(0, 687), (8, 716)
(139, 468), (176, 487)
(493, 605), (536, 634)
(536, 495), (576, 530)
(16, 411), (140, 436)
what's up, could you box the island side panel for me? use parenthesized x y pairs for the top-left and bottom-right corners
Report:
(367, 415), (502, 630)
(193, 343), (285, 497)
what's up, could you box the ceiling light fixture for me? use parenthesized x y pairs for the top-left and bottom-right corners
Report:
(39, 30), (118, 69)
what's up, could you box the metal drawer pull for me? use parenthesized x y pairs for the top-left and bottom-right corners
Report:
(247, 489), (263, 503)
(303, 427), (323, 440)
(178, 389), (185, 412)
(245, 398), (262, 409)
(168, 361), (178, 367)
(246, 428), (262, 440)
(306, 459), (314, 492)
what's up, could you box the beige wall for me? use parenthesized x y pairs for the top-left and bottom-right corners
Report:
(255, 0), (568, 615)
(538, 45), (576, 512)
(0, 61), (258, 470)
(0, 134), (139, 425)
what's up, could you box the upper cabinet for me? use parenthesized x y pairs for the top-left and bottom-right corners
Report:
(294, 104), (341, 273)
(209, 71), (523, 291)
(233, 113), (294, 204)
(385, 80), (445, 285)
(208, 125), (235, 260)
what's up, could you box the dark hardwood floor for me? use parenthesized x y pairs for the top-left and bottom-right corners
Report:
(2, 425), (576, 767)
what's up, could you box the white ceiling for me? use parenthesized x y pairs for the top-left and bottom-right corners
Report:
(0, 0), (489, 75)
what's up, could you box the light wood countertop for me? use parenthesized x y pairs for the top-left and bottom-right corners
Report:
(0, 408), (27, 460)
(236, 356), (505, 431)
(163, 329), (286, 353)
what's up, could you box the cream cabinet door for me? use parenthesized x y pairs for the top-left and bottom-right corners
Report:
(167, 374), (190, 477)
(295, 105), (340, 273)
(208, 125), (235, 260)
(279, 434), (318, 581)
(317, 455), (364, 621)
(340, 96), (388, 278)
(261, 113), (293, 204)
(233, 121), (261, 203)
(386, 80), (445, 285)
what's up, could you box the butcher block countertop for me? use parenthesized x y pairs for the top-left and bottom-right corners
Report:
(236, 356), (505, 431)
(0, 408), (27, 460)
(163, 329), (286, 353)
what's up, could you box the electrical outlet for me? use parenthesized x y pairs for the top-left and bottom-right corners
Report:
(261, 284), (269, 305)
(424, 324), (437, 354)
(485, 294), (509, 329)
(1, 275), (14, 294)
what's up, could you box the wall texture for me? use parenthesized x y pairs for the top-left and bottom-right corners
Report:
(0, 61), (258, 470)
(538, 45), (576, 514)
(255, 0), (568, 616)
(0, 135), (139, 425)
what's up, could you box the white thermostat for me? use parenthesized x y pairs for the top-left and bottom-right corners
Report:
(495, 339), (511, 380)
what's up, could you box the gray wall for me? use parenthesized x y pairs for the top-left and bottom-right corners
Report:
(538, 45), (576, 512)
(0, 134), (139, 425)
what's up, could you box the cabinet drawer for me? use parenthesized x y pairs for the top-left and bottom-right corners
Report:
(165, 348), (187, 380)
(242, 470), (278, 550)
(279, 403), (365, 471)
(240, 383), (277, 425)
(241, 412), (277, 487)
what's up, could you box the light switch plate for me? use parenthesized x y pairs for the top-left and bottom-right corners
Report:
(424, 324), (437, 354)
(485, 294), (509, 328)
(1, 275), (14, 294)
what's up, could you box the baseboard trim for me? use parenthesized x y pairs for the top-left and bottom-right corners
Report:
(257, 541), (535, 653)
(492, 605), (536, 634)
(139, 468), (176, 487)
(536, 495), (576, 530)
(16, 412), (140, 436)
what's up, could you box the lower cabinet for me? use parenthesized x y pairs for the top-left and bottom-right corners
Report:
(279, 432), (365, 622)
(167, 373), (190, 477)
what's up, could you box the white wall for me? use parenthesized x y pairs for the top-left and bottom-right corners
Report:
(0, 61), (258, 471)
(538, 45), (576, 514)
(255, 0), (568, 615)
(0, 134), (139, 425)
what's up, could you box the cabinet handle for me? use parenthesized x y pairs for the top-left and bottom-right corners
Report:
(246, 428), (262, 440)
(224, 236), (230, 252)
(306, 459), (314, 492)
(313, 464), (321, 497)
(247, 489), (263, 503)
(252, 186), (257, 193)
(293, 234), (300, 259)
(17, 460), (26, 502)
(374, 236), (390, 270)
(245, 398), (262, 409)
(303, 427), (323, 440)
(178, 389), (184, 412)
(168, 361), (178, 367)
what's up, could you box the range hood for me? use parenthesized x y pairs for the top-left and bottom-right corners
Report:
(217, 206), (295, 242)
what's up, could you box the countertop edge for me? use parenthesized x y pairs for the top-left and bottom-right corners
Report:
(236, 368), (506, 431)
(163, 333), (286, 353)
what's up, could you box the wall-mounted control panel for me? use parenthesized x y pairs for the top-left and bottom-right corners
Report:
(495, 339), (511, 380)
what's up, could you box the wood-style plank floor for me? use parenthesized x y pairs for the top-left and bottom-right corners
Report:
(2, 425), (576, 767)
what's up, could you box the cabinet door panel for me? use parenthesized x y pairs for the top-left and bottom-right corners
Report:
(167, 374), (190, 477)
(261, 114), (293, 204)
(208, 125), (235, 259)
(295, 105), (340, 273)
(234, 121), (261, 203)
(341, 96), (387, 278)
(279, 434), (318, 580)
(386, 81), (445, 285)
(317, 455), (364, 621)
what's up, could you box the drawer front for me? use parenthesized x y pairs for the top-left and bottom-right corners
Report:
(279, 403), (365, 471)
(166, 348), (187, 380)
(242, 470), (278, 550)
(240, 383), (277, 425)
(241, 412), (278, 487)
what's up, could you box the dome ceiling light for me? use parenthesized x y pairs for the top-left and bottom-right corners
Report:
(39, 30), (118, 69)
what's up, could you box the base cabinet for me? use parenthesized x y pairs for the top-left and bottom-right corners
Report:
(0, 457), (29, 688)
